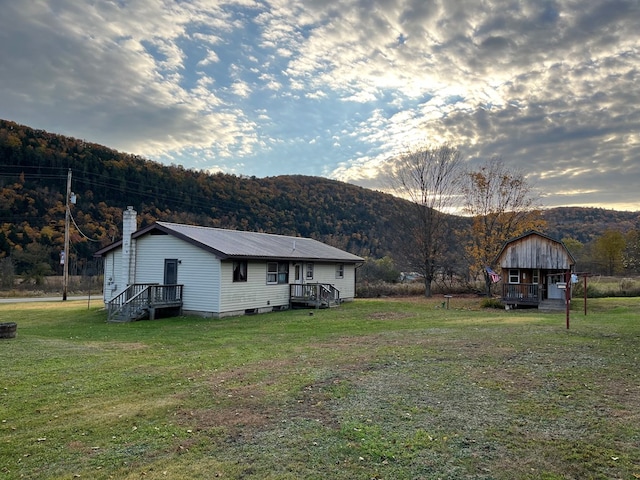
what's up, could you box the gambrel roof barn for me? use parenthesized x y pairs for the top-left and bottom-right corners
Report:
(494, 230), (575, 310)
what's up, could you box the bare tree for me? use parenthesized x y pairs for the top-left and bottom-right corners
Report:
(388, 145), (463, 297)
(461, 156), (545, 295)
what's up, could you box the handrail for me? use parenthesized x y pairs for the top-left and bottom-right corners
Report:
(107, 283), (183, 322)
(502, 283), (540, 303)
(289, 283), (340, 308)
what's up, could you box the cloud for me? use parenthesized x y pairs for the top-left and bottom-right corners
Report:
(0, 0), (639, 211)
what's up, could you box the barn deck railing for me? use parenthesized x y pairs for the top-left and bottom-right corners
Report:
(501, 283), (540, 305)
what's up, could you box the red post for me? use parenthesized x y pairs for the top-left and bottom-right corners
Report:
(565, 270), (570, 329)
(584, 275), (588, 315)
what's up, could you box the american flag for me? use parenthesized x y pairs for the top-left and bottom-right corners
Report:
(485, 266), (501, 283)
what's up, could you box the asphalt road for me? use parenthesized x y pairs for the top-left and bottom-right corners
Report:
(0, 296), (97, 304)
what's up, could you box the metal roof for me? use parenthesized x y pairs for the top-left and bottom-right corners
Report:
(95, 222), (364, 263)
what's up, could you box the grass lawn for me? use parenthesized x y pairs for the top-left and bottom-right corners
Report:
(1, 297), (639, 479)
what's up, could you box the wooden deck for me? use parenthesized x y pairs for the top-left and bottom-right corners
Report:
(502, 283), (540, 307)
(107, 284), (183, 322)
(290, 283), (340, 309)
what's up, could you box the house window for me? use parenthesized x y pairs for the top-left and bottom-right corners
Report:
(267, 261), (289, 284)
(306, 262), (314, 280)
(509, 269), (520, 284)
(336, 263), (344, 279)
(233, 260), (247, 282)
(532, 269), (540, 284)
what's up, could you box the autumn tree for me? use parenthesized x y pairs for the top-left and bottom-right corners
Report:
(461, 157), (545, 295)
(623, 229), (640, 274)
(594, 230), (626, 275)
(387, 144), (463, 297)
(357, 256), (400, 284)
(562, 236), (583, 257)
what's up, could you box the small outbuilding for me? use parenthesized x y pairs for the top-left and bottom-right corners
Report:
(493, 230), (575, 310)
(94, 207), (363, 321)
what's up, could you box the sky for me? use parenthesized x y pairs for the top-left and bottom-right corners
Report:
(1, 0), (639, 212)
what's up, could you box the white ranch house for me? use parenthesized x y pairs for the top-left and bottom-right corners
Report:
(95, 207), (363, 321)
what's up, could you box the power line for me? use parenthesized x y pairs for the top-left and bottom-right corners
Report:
(69, 209), (100, 242)
(1, 165), (279, 222)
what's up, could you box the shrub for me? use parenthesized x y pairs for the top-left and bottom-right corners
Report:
(356, 281), (425, 298)
(480, 297), (504, 309)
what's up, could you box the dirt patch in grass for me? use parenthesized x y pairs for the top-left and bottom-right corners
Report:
(367, 311), (415, 321)
(86, 341), (149, 351)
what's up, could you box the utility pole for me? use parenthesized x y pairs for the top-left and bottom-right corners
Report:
(62, 169), (72, 301)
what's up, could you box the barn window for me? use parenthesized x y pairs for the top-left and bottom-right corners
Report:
(509, 269), (520, 284)
(532, 269), (540, 284)
(233, 261), (247, 282)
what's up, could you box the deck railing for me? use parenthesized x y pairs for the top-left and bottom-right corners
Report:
(290, 283), (340, 308)
(502, 283), (540, 305)
(107, 283), (183, 322)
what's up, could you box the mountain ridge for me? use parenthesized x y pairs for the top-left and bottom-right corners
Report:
(1, 118), (638, 275)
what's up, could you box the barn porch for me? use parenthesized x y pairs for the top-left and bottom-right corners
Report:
(501, 270), (571, 311)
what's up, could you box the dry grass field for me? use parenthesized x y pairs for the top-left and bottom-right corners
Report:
(1, 296), (639, 479)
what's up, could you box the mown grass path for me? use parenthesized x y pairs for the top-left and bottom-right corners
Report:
(1, 297), (639, 479)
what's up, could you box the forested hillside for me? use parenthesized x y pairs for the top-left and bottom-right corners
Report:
(542, 207), (639, 244)
(1, 118), (638, 278)
(0, 119), (420, 276)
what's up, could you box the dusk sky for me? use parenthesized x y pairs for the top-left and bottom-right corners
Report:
(1, 1), (639, 211)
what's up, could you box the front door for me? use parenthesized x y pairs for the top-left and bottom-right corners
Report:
(164, 259), (178, 301)
(547, 273), (564, 300)
(293, 263), (303, 297)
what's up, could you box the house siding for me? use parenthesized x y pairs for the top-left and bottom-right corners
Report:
(135, 234), (221, 314)
(102, 250), (122, 302)
(219, 260), (290, 315)
(217, 260), (357, 316)
(311, 262), (356, 299)
(500, 235), (572, 270)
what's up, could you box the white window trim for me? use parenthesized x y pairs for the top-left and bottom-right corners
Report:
(306, 262), (314, 280)
(267, 261), (289, 285)
(267, 262), (278, 284)
(509, 269), (520, 284)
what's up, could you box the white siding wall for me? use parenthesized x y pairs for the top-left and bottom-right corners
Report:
(135, 235), (221, 314)
(102, 249), (122, 303)
(217, 260), (357, 315)
(219, 260), (290, 315)
(308, 262), (356, 300)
